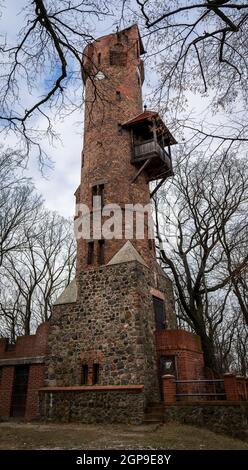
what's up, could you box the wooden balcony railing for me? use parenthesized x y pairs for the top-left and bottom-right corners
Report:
(133, 140), (172, 168)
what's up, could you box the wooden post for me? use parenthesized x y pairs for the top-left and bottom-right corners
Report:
(152, 119), (157, 143)
(131, 158), (152, 183)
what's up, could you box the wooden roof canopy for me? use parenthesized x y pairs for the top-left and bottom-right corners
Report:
(122, 111), (177, 146)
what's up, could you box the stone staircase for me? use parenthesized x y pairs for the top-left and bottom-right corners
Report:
(143, 402), (164, 425)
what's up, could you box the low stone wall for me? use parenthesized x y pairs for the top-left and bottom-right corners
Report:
(164, 402), (248, 440)
(39, 385), (145, 424)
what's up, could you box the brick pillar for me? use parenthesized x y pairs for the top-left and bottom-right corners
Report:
(0, 366), (15, 418)
(162, 374), (176, 404)
(223, 373), (239, 401)
(25, 364), (45, 420)
(236, 376), (247, 401)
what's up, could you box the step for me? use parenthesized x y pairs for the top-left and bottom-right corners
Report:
(146, 406), (164, 413)
(143, 417), (163, 424)
(146, 402), (164, 409)
(146, 406), (164, 414)
(145, 411), (164, 418)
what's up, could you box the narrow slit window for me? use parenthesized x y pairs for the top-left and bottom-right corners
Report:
(92, 185), (97, 207)
(81, 365), (88, 385)
(153, 297), (166, 330)
(92, 184), (104, 209)
(118, 124), (122, 135)
(116, 90), (121, 100)
(93, 363), (100, 384)
(98, 52), (101, 65)
(98, 184), (104, 208)
(87, 241), (94, 265)
(98, 239), (105, 265)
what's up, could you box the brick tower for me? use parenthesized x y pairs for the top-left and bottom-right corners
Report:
(40, 25), (180, 423)
(75, 24), (176, 272)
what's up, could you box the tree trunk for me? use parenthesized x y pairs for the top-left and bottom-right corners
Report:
(193, 322), (219, 372)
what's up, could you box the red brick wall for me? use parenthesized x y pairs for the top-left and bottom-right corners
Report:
(155, 329), (205, 381)
(0, 366), (14, 418)
(0, 322), (49, 420)
(76, 25), (155, 273)
(0, 322), (49, 360)
(25, 365), (45, 420)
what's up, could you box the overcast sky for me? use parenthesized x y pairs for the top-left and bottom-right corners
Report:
(1, 1), (233, 218)
(1, 1), (121, 217)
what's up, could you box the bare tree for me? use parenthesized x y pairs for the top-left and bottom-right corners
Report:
(0, 1), (113, 163)
(121, 1), (248, 158)
(0, 148), (43, 266)
(134, 1), (248, 109)
(221, 226), (248, 324)
(154, 150), (248, 370)
(2, 1), (247, 164)
(1, 210), (76, 337)
(34, 211), (76, 323)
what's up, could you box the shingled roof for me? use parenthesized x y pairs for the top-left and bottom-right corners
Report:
(122, 111), (177, 145)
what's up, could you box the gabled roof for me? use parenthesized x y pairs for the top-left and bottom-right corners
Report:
(122, 111), (158, 127)
(54, 278), (77, 305)
(122, 110), (177, 145)
(107, 241), (148, 267)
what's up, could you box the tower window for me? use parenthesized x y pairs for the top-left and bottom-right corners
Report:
(118, 124), (123, 135)
(98, 184), (104, 208)
(87, 241), (94, 265)
(93, 363), (100, 384)
(98, 52), (101, 65)
(116, 90), (121, 100)
(110, 49), (127, 66)
(98, 239), (105, 265)
(153, 297), (166, 330)
(92, 184), (104, 209)
(92, 185), (97, 207)
(81, 364), (88, 385)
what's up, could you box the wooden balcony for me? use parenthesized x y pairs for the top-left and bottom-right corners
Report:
(131, 139), (173, 181)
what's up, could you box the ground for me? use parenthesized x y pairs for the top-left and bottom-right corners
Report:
(0, 422), (247, 450)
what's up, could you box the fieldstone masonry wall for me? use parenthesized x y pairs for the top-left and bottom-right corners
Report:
(45, 260), (173, 404)
(39, 386), (144, 424)
(164, 403), (248, 441)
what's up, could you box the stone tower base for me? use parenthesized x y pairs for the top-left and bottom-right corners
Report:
(44, 259), (168, 408)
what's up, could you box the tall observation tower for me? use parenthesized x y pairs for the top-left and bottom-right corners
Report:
(0, 25), (208, 424)
(41, 25), (188, 423)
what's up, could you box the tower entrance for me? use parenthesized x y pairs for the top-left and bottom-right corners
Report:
(10, 365), (29, 417)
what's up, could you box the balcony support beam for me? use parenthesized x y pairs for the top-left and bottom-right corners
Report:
(150, 177), (166, 198)
(131, 158), (152, 183)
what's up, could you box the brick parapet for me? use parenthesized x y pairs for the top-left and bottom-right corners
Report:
(0, 323), (49, 361)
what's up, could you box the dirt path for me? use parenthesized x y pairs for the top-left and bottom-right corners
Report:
(0, 421), (247, 450)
